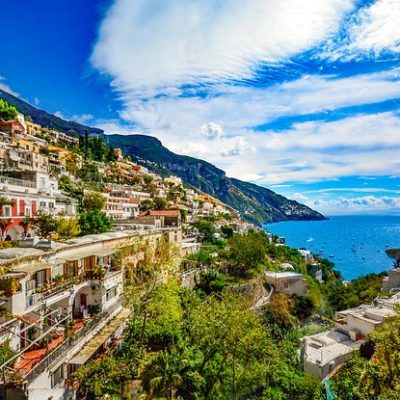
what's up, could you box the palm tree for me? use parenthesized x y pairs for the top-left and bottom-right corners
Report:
(141, 346), (201, 399)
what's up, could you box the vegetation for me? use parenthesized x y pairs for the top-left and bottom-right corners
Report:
(77, 280), (323, 399)
(0, 99), (18, 121)
(79, 210), (111, 235)
(82, 191), (106, 211)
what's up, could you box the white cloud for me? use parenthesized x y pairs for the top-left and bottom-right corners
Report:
(201, 122), (223, 139)
(0, 76), (19, 97)
(92, 0), (353, 92)
(290, 192), (400, 215)
(91, 0), (400, 214)
(325, 0), (400, 59)
(54, 111), (94, 124)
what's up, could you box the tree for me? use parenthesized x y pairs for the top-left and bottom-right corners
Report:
(139, 199), (153, 212)
(55, 217), (81, 239)
(229, 231), (267, 277)
(82, 191), (106, 211)
(143, 175), (153, 185)
(192, 220), (216, 242)
(74, 356), (133, 399)
(32, 211), (57, 238)
(0, 99), (18, 121)
(357, 311), (400, 399)
(152, 197), (167, 210)
(221, 225), (234, 238)
(196, 269), (227, 295)
(79, 210), (111, 235)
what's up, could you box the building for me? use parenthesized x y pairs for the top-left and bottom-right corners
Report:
(0, 120), (25, 135)
(264, 271), (308, 296)
(299, 249), (313, 261)
(103, 190), (140, 220)
(0, 227), (184, 399)
(303, 295), (400, 379)
(0, 172), (77, 239)
(140, 210), (182, 228)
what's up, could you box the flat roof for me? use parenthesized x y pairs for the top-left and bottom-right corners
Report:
(0, 248), (44, 264)
(265, 271), (303, 278)
(304, 330), (360, 366)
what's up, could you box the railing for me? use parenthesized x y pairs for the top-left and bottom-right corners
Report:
(0, 175), (36, 188)
(23, 300), (122, 383)
(41, 281), (74, 300)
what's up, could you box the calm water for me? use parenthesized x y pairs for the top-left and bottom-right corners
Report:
(265, 215), (400, 280)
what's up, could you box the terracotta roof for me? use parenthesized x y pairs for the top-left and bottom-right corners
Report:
(148, 210), (181, 217)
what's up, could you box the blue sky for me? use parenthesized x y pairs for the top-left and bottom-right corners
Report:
(1, 0), (400, 216)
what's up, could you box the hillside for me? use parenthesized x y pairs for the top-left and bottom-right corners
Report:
(0, 89), (325, 224)
(107, 134), (326, 224)
(0, 89), (103, 136)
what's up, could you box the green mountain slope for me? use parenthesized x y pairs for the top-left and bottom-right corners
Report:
(107, 134), (326, 224)
(0, 89), (103, 136)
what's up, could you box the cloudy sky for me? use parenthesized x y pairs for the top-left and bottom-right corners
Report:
(1, 0), (400, 215)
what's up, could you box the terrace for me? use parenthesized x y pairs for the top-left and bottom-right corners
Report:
(1, 300), (123, 385)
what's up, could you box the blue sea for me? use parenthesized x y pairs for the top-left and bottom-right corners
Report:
(264, 215), (400, 280)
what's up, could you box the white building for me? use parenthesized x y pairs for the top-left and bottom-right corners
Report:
(265, 271), (308, 296)
(303, 295), (400, 379)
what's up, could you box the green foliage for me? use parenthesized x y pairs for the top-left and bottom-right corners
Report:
(143, 175), (153, 185)
(0, 99), (18, 121)
(78, 134), (117, 163)
(192, 219), (216, 242)
(152, 196), (167, 210)
(221, 225), (234, 238)
(83, 191), (106, 211)
(357, 311), (400, 399)
(0, 341), (16, 364)
(330, 353), (368, 400)
(196, 269), (227, 295)
(79, 210), (111, 235)
(78, 162), (102, 182)
(74, 356), (133, 399)
(32, 210), (57, 238)
(323, 273), (384, 311)
(55, 216), (81, 239)
(228, 231), (267, 277)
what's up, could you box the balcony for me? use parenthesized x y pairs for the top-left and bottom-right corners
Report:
(13, 300), (123, 384)
(0, 175), (36, 188)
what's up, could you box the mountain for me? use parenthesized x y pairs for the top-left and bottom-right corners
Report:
(0, 89), (103, 136)
(107, 134), (326, 224)
(0, 89), (324, 224)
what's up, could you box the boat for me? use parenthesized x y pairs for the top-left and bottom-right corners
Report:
(329, 254), (334, 258)
(306, 238), (314, 243)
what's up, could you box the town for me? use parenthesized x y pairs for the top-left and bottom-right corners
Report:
(0, 101), (399, 399)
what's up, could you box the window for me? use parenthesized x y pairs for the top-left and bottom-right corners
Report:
(26, 280), (36, 293)
(106, 286), (118, 302)
(3, 206), (11, 217)
(40, 201), (46, 208)
(49, 202), (54, 209)
(51, 365), (64, 388)
(25, 207), (31, 216)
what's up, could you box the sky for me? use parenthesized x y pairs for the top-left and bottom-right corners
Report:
(1, 0), (400, 216)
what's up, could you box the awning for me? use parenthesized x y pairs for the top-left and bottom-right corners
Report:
(68, 308), (131, 365)
(13, 261), (51, 274)
(57, 247), (115, 262)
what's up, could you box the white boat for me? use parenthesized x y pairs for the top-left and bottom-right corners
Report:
(306, 238), (314, 242)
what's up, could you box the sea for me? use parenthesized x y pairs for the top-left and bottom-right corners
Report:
(264, 215), (400, 280)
